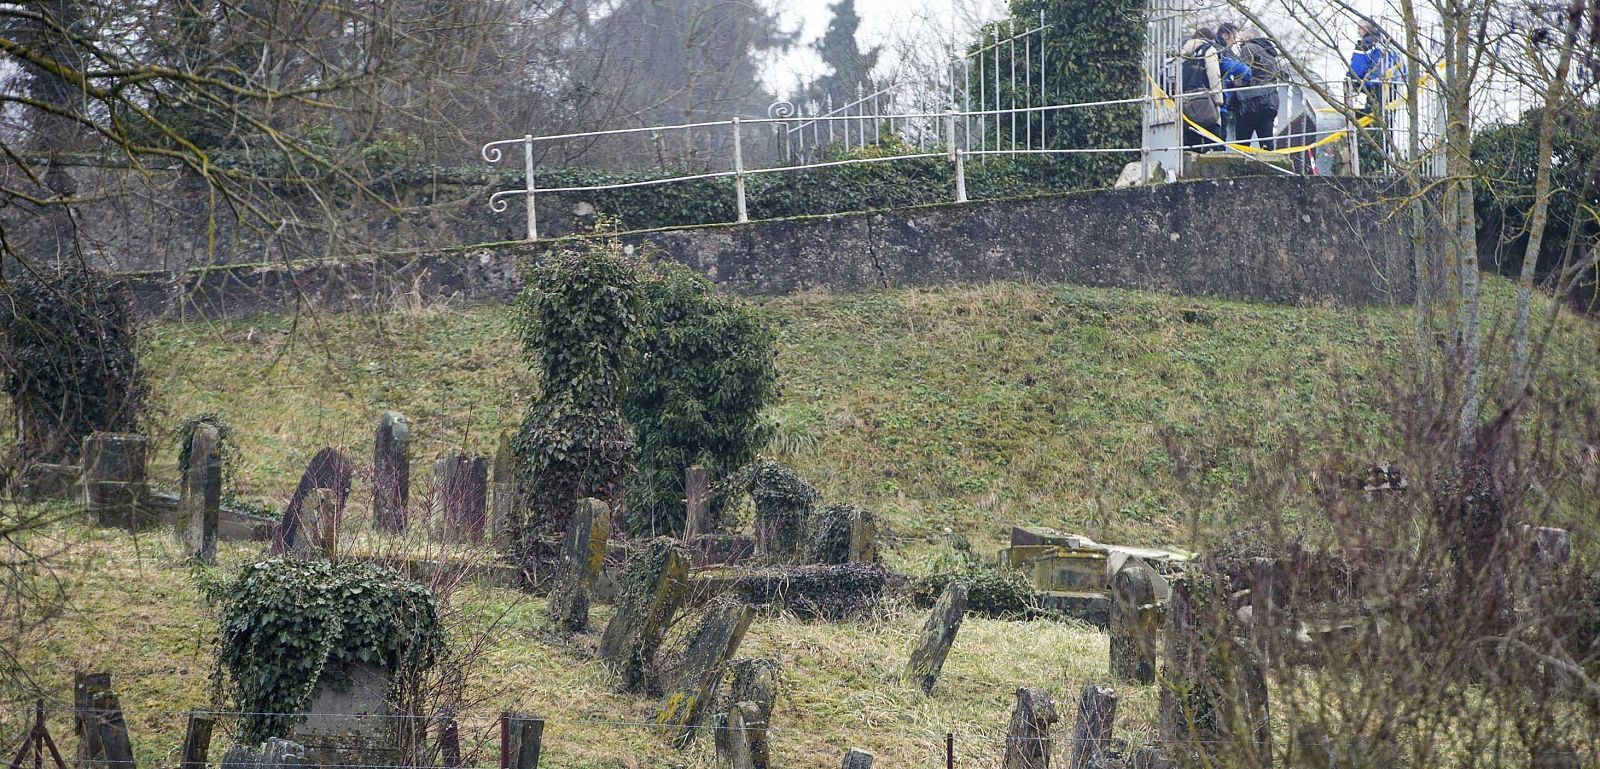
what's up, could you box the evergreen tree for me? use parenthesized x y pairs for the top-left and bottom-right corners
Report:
(802, 0), (881, 112)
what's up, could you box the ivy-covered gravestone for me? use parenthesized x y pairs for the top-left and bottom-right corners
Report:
(599, 538), (689, 693)
(745, 461), (818, 561)
(547, 498), (611, 632)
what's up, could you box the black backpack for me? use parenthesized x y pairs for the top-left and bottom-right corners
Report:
(1181, 41), (1213, 92)
(1241, 38), (1284, 84)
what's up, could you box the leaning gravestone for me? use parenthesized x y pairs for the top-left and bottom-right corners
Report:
(276, 448), (352, 554)
(80, 432), (150, 529)
(1110, 561), (1160, 684)
(177, 423), (222, 563)
(433, 452), (488, 543)
(658, 601), (755, 747)
(715, 659), (780, 769)
(74, 672), (135, 769)
(547, 498), (611, 632)
(490, 432), (518, 543)
(1002, 687), (1058, 769)
(372, 411), (410, 533)
(905, 581), (968, 695)
(599, 538), (690, 692)
(1068, 685), (1117, 769)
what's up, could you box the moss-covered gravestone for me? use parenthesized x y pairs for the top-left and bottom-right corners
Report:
(714, 659), (779, 769)
(748, 461), (818, 561)
(599, 538), (690, 692)
(905, 581), (967, 694)
(177, 422), (222, 564)
(657, 601), (754, 746)
(547, 498), (611, 632)
(1158, 571), (1269, 767)
(1110, 560), (1161, 684)
(1002, 687), (1058, 769)
(802, 504), (880, 565)
(490, 432), (518, 544)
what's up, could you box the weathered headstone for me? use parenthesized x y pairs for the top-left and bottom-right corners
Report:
(180, 711), (216, 769)
(849, 507), (879, 564)
(288, 489), (337, 560)
(372, 411), (410, 533)
(658, 601), (755, 746)
(802, 504), (879, 565)
(74, 672), (135, 769)
(434, 452), (488, 543)
(80, 433), (150, 528)
(177, 423), (222, 563)
(502, 713), (544, 769)
(1530, 526), (1571, 570)
(291, 662), (397, 768)
(1159, 572), (1270, 767)
(715, 659), (779, 769)
(547, 498), (611, 632)
(490, 432), (518, 544)
(276, 448), (352, 554)
(749, 461), (818, 561)
(599, 538), (690, 692)
(684, 464), (712, 539)
(1110, 561), (1159, 684)
(219, 739), (308, 769)
(904, 581), (967, 695)
(841, 748), (875, 769)
(1068, 685), (1117, 769)
(1002, 687), (1058, 769)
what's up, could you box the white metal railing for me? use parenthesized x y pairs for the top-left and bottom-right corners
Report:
(481, 79), (1443, 241)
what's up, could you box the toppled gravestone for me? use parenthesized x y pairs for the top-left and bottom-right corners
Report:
(276, 448), (352, 554)
(1002, 687), (1058, 769)
(433, 451), (488, 543)
(715, 659), (779, 769)
(694, 562), (897, 620)
(658, 601), (755, 747)
(372, 411), (410, 533)
(547, 498), (611, 632)
(599, 538), (690, 692)
(176, 422), (222, 564)
(802, 504), (880, 565)
(905, 581), (968, 694)
(1110, 561), (1160, 684)
(219, 739), (308, 769)
(80, 432), (150, 528)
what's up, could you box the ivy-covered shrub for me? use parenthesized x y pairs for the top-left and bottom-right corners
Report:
(217, 559), (443, 742)
(0, 266), (148, 465)
(621, 263), (779, 535)
(914, 562), (1036, 619)
(511, 225), (642, 557)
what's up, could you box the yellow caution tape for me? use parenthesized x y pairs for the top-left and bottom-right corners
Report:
(1143, 70), (1358, 156)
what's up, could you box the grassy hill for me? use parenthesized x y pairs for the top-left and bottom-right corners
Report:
(6, 278), (1598, 768)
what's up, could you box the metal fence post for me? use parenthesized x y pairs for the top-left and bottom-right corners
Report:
(732, 117), (748, 224)
(947, 110), (967, 203)
(522, 135), (538, 241)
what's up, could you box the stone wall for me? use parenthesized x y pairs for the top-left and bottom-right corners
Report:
(120, 177), (1429, 320)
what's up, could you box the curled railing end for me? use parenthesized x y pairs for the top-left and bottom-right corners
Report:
(482, 144), (505, 164)
(767, 101), (796, 119)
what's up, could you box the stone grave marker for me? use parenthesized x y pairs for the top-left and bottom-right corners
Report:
(599, 538), (690, 692)
(1110, 560), (1160, 684)
(547, 498), (611, 632)
(80, 433), (150, 528)
(177, 423), (222, 563)
(74, 672), (135, 769)
(1002, 687), (1058, 769)
(372, 411), (410, 533)
(220, 739), (308, 769)
(715, 659), (779, 769)
(290, 663), (398, 769)
(842, 748), (875, 769)
(276, 448), (352, 554)
(490, 432), (518, 543)
(722, 703), (761, 769)
(684, 464), (711, 539)
(433, 452), (488, 543)
(1159, 571), (1270, 766)
(1068, 685), (1117, 769)
(288, 489), (337, 560)
(905, 581), (967, 695)
(658, 601), (755, 746)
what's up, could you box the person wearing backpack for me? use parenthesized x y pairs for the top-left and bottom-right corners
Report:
(1177, 27), (1249, 151)
(1234, 29), (1285, 148)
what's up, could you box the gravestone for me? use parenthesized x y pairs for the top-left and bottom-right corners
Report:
(684, 464), (711, 539)
(290, 663), (397, 769)
(1068, 685), (1117, 769)
(219, 739), (308, 769)
(1002, 687), (1058, 769)
(80, 433), (150, 528)
(547, 498), (611, 632)
(1159, 572), (1269, 767)
(658, 601), (755, 746)
(715, 659), (779, 769)
(276, 448), (352, 554)
(1110, 561), (1160, 684)
(905, 581), (967, 695)
(372, 411), (410, 533)
(288, 489), (336, 560)
(1531, 527), (1571, 570)
(802, 504), (880, 565)
(599, 538), (690, 692)
(849, 507), (879, 564)
(74, 672), (135, 769)
(749, 461), (818, 561)
(177, 423), (222, 563)
(434, 452), (488, 543)
(490, 432), (518, 544)
(842, 748), (875, 769)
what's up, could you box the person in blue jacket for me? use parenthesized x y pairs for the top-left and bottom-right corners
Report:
(1348, 20), (1402, 117)
(1214, 23), (1253, 138)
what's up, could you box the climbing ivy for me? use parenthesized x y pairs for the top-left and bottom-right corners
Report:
(621, 263), (779, 535)
(217, 559), (443, 743)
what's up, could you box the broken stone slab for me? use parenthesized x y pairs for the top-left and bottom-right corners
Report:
(684, 464), (712, 539)
(490, 431), (518, 544)
(658, 601), (755, 747)
(177, 422), (222, 564)
(219, 739), (308, 769)
(80, 432), (151, 529)
(1110, 560), (1160, 684)
(714, 659), (779, 769)
(904, 581), (967, 695)
(1002, 687), (1058, 769)
(842, 747), (875, 769)
(547, 498), (611, 632)
(372, 411), (410, 533)
(599, 538), (690, 693)
(276, 448), (352, 554)
(433, 451), (488, 543)
(1068, 685), (1117, 769)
